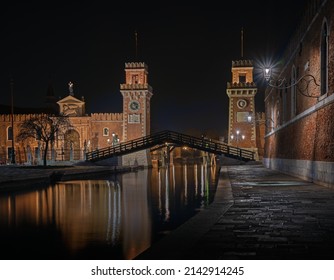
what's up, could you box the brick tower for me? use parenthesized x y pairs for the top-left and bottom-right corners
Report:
(120, 62), (153, 166)
(226, 60), (258, 157)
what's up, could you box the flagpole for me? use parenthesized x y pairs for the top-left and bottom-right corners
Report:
(10, 78), (16, 164)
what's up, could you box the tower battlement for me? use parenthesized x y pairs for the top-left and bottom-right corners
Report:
(125, 62), (148, 70)
(0, 114), (48, 122)
(232, 60), (253, 67)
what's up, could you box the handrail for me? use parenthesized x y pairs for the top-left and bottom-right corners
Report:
(86, 130), (255, 162)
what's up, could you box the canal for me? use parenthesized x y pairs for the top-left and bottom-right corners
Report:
(0, 163), (219, 260)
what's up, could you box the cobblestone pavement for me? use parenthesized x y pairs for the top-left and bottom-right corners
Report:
(137, 164), (334, 260)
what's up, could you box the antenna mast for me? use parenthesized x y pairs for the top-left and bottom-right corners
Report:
(135, 30), (138, 60)
(241, 27), (244, 58)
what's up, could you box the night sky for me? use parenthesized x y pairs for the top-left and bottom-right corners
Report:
(1, 1), (306, 139)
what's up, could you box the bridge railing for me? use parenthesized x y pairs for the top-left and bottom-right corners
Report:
(86, 130), (255, 162)
(85, 131), (169, 161)
(163, 131), (254, 161)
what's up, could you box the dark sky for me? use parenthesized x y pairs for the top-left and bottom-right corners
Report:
(0, 1), (306, 138)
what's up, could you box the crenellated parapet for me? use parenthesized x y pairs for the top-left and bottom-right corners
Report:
(0, 114), (46, 122)
(125, 62), (148, 70)
(232, 60), (253, 67)
(90, 113), (123, 121)
(255, 112), (266, 121)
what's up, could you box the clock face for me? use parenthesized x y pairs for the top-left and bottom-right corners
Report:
(129, 100), (140, 111)
(237, 99), (247, 109)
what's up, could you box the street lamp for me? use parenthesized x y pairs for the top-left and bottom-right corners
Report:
(262, 65), (320, 98)
(108, 133), (119, 146)
(230, 130), (245, 148)
(10, 78), (15, 164)
(247, 113), (274, 129)
(264, 67), (271, 81)
(112, 132), (119, 146)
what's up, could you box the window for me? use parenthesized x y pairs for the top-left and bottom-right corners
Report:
(103, 127), (109, 136)
(276, 99), (281, 126)
(321, 19), (328, 96)
(271, 95), (275, 130)
(7, 127), (13, 141)
(282, 88), (286, 124)
(239, 74), (246, 83)
(132, 74), (139, 84)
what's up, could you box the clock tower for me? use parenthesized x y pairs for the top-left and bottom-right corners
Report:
(120, 62), (153, 165)
(226, 60), (258, 157)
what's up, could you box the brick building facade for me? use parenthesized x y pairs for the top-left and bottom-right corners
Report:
(264, 0), (334, 186)
(0, 62), (152, 166)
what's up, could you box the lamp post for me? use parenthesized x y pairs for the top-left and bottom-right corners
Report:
(230, 129), (245, 148)
(10, 78), (15, 164)
(262, 65), (320, 98)
(112, 132), (119, 146)
(248, 113), (273, 127)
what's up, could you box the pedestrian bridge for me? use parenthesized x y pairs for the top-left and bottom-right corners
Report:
(85, 130), (255, 162)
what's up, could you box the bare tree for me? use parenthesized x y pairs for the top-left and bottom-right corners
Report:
(17, 114), (72, 166)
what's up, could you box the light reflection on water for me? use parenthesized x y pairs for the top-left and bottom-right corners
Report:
(0, 163), (218, 260)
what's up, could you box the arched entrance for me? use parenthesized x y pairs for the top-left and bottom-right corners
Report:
(64, 129), (80, 160)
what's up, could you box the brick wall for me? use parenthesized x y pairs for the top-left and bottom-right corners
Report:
(264, 0), (334, 185)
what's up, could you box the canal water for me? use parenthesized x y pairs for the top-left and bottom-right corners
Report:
(0, 163), (219, 260)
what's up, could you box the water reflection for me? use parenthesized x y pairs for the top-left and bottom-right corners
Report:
(0, 163), (218, 259)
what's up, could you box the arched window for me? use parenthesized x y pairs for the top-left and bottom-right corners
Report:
(7, 127), (13, 141)
(291, 65), (297, 118)
(270, 95), (275, 130)
(276, 99), (281, 126)
(282, 88), (286, 124)
(321, 19), (329, 96)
